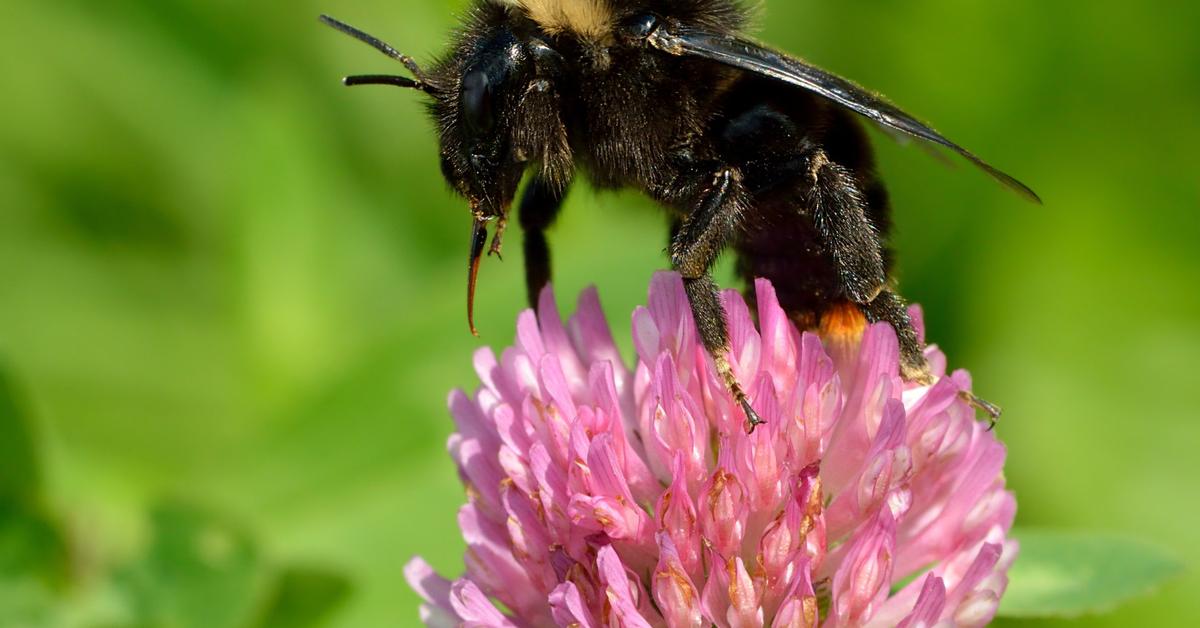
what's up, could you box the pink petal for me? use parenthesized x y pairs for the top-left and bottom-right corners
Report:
(722, 287), (762, 382)
(698, 465), (749, 560)
(448, 389), (501, 455)
(575, 434), (651, 542)
(536, 284), (589, 395)
(497, 445), (532, 496)
(794, 466), (828, 572)
(737, 375), (785, 513)
(597, 545), (656, 628)
(567, 287), (628, 391)
(653, 533), (704, 628)
(500, 482), (557, 591)
(458, 504), (544, 620)
(632, 305), (663, 370)
(902, 378), (960, 446)
(755, 278), (799, 382)
(448, 579), (519, 628)
(771, 560), (817, 628)
(896, 437), (1007, 575)
(447, 433), (504, 520)
(473, 347), (503, 400)
(500, 346), (541, 401)
(514, 309), (546, 363)
(404, 557), (454, 614)
(782, 333), (841, 467)
(657, 454), (703, 582)
(647, 272), (697, 372)
(700, 546), (733, 628)
(823, 325), (900, 496)
(416, 274), (1017, 628)
(830, 508), (897, 626)
(894, 574), (947, 628)
(538, 353), (578, 422)
(825, 399), (911, 539)
(528, 441), (572, 543)
(726, 556), (764, 628)
(953, 589), (999, 627)
(943, 543), (1002, 617)
(589, 362), (658, 502)
(757, 490), (804, 595)
(549, 581), (598, 628)
(644, 353), (709, 489)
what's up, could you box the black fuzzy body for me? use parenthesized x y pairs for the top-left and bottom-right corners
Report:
(321, 0), (1031, 407)
(418, 0), (927, 382)
(543, 28), (900, 335)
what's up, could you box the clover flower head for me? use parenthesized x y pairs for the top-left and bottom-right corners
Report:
(407, 272), (1016, 627)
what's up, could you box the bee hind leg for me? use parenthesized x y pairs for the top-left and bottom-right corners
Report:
(805, 147), (1003, 426)
(859, 290), (931, 384)
(804, 148), (888, 305)
(803, 148), (932, 384)
(861, 291), (1003, 426)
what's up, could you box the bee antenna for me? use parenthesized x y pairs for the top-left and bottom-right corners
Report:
(319, 14), (427, 81)
(343, 74), (431, 93)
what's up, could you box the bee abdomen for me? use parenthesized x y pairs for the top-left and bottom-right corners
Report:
(733, 194), (844, 321)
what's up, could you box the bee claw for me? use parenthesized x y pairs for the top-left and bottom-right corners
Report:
(741, 399), (766, 434)
(960, 390), (1002, 430)
(488, 215), (508, 260)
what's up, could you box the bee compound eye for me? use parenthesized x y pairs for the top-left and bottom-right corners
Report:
(622, 13), (659, 40)
(461, 69), (495, 135)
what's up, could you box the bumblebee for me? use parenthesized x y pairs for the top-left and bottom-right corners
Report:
(321, 0), (1037, 430)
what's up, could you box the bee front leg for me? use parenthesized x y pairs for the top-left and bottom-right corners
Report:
(670, 167), (763, 432)
(518, 175), (568, 307)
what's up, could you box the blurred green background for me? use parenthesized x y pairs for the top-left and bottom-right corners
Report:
(1, 0), (1196, 625)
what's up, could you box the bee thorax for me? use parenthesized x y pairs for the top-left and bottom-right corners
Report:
(491, 0), (615, 41)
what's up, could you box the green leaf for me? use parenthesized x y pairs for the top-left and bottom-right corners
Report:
(114, 502), (353, 628)
(0, 508), (68, 584)
(250, 566), (352, 628)
(0, 366), (69, 587)
(998, 529), (1185, 618)
(117, 502), (265, 628)
(0, 578), (58, 626)
(0, 366), (41, 507)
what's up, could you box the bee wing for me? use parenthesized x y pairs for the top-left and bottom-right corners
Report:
(648, 26), (1040, 203)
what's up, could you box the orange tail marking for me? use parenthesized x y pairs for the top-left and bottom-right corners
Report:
(819, 301), (868, 342)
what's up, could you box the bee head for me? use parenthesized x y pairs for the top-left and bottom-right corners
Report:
(321, 11), (571, 335)
(436, 27), (536, 221)
(432, 19), (573, 217)
(430, 19), (573, 335)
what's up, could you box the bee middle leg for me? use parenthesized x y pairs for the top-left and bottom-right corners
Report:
(670, 167), (764, 431)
